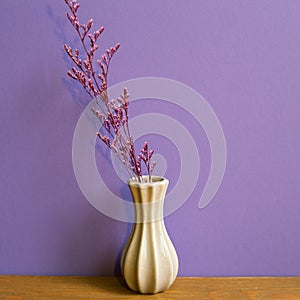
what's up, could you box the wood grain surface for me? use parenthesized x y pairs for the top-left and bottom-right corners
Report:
(0, 276), (299, 299)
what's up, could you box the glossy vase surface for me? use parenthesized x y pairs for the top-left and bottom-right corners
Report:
(120, 176), (178, 294)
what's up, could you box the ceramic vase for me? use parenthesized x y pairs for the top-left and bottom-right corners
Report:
(120, 176), (178, 294)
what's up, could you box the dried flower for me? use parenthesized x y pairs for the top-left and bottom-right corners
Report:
(64, 0), (156, 182)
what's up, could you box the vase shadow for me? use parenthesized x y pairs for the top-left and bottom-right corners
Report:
(73, 276), (136, 295)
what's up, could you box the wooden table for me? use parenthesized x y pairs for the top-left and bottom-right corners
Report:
(0, 276), (299, 299)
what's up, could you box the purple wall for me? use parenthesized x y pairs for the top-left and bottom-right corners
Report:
(1, 0), (300, 276)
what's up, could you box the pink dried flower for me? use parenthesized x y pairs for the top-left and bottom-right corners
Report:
(64, 0), (156, 182)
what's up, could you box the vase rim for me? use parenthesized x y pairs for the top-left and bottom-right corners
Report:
(128, 176), (168, 187)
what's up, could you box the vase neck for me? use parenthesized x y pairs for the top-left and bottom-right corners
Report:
(128, 178), (168, 223)
(129, 180), (168, 204)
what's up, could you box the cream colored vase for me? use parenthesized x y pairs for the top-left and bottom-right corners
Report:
(120, 176), (178, 294)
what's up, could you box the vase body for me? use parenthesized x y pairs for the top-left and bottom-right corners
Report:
(120, 176), (178, 294)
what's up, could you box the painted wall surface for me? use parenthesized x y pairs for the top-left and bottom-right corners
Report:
(1, 0), (300, 276)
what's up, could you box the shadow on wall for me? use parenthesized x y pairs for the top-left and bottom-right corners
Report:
(55, 204), (133, 276)
(45, 2), (135, 276)
(46, 3), (91, 108)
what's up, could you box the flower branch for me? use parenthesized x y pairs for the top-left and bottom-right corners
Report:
(64, 0), (156, 182)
